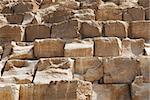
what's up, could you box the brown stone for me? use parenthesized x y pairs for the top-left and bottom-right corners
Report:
(145, 43), (150, 56)
(92, 83), (131, 100)
(131, 21), (150, 41)
(80, 20), (103, 38)
(33, 58), (74, 84)
(104, 20), (129, 38)
(0, 24), (24, 42)
(34, 38), (65, 58)
(145, 8), (150, 20)
(122, 38), (144, 56)
(104, 56), (141, 83)
(64, 40), (94, 57)
(94, 37), (122, 57)
(25, 24), (51, 41)
(51, 19), (81, 39)
(138, 0), (150, 8)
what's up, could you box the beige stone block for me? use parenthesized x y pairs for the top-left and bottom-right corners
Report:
(94, 37), (122, 57)
(34, 38), (65, 58)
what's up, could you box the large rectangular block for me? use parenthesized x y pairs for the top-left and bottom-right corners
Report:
(92, 83), (131, 100)
(104, 20), (129, 38)
(131, 21), (150, 41)
(64, 40), (94, 57)
(34, 39), (65, 58)
(94, 37), (122, 57)
(33, 58), (74, 84)
(20, 80), (92, 100)
(104, 57), (141, 83)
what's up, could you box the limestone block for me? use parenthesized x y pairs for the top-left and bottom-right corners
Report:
(25, 24), (51, 41)
(96, 3), (122, 21)
(139, 56), (150, 83)
(104, 20), (129, 38)
(1, 59), (38, 84)
(64, 40), (94, 57)
(0, 24), (24, 42)
(131, 76), (150, 100)
(145, 8), (150, 20)
(104, 56), (141, 83)
(74, 57), (103, 82)
(123, 7), (145, 21)
(138, 0), (150, 8)
(33, 58), (74, 84)
(80, 20), (102, 38)
(20, 80), (92, 100)
(94, 37), (122, 57)
(122, 38), (144, 56)
(92, 83), (131, 100)
(0, 84), (20, 100)
(9, 41), (33, 59)
(131, 21), (150, 41)
(51, 19), (81, 39)
(34, 38), (65, 58)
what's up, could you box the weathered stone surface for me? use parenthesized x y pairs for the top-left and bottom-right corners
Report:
(0, 46), (3, 55)
(138, 0), (150, 8)
(1, 59), (38, 84)
(33, 58), (74, 84)
(0, 84), (20, 100)
(73, 9), (95, 20)
(25, 24), (51, 41)
(9, 41), (33, 59)
(64, 40), (94, 57)
(139, 56), (150, 83)
(96, 3), (122, 21)
(51, 19), (81, 39)
(2, 42), (12, 59)
(131, 21), (150, 41)
(0, 24), (24, 42)
(122, 38), (144, 56)
(20, 80), (92, 100)
(104, 56), (141, 83)
(131, 76), (150, 100)
(104, 20), (129, 38)
(123, 7), (145, 21)
(34, 39), (65, 58)
(94, 37), (122, 57)
(74, 57), (103, 82)
(145, 43), (150, 56)
(92, 83), (131, 100)
(145, 8), (150, 20)
(80, 20), (103, 38)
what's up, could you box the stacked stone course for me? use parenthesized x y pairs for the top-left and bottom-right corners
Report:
(0, 0), (149, 100)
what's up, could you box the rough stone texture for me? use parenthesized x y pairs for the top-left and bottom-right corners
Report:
(139, 56), (150, 83)
(123, 7), (145, 21)
(74, 57), (103, 82)
(122, 38), (145, 56)
(94, 37), (122, 57)
(9, 41), (33, 59)
(1, 59), (38, 84)
(0, 46), (3, 55)
(96, 3), (122, 21)
(34, 38), (65, 58)
(64, 40), (94, 57)
(0, 84), (20, 100)
(20, 80), (92, 100)
(145, 43), (150, 56)
(80, 20), (103, 38)
(138, 0), (150, 8)
(145, 8), (150, 20)
(25, 24), (51, 41)
(104, 56), (141, 83)
(33, 58), (74, 84)
(131, 21), (150, 41)
(104, 20), (129, 38)
(92, 83), (131, 100)
(0, 24), (24, 42)
(131, 76), (150, 100)
(51, 18), (81, 39)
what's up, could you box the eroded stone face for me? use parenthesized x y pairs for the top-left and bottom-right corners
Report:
(33, 58), (74, 84)
(20, 80), (92, 100)
(64, 40), (94, 57)
(34, 38), (65, 58)
(104, 56), (141, 83)
(94, 37), (122, 57)
(92, 83), (131, 100)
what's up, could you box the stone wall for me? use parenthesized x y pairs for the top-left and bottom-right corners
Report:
(0, 0), (149, 100)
